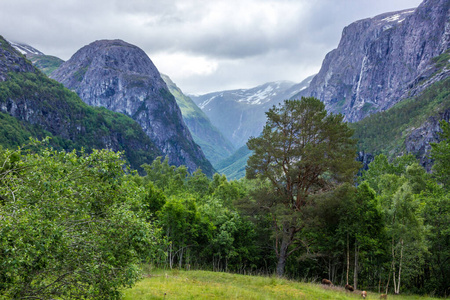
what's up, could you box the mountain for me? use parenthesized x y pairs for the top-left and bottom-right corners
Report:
(50, 39), (214, 176)
(190, 76), (313, 148)
(161, 74), (235, 166)
(8, 41), (64, 76)
(289, 0), (450, 170)
(215, 145), (252, 180)
(0, 35), (161, 172)
(295, 0), (449, 123)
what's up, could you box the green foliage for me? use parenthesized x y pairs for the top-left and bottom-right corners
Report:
(140, 156), (258, 272)
(28, 54), (64, 76)
(420, 186), (450, 296)
(215, 145), (253, 180)
(431, 49), (450, 71)
(361, 155), (431, 294)
(246, 97), (360, 277)
(0, 143), (160, 299)
(430, 120), (450, 188)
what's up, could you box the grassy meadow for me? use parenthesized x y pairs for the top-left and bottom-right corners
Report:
(123, 269), (439, 300)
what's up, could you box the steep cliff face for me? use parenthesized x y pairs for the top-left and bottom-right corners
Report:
(405, 108), (450, 170)
(51, 39), (213, 175)
(296, 0), (450, 122)
(0, 36), (161, 172)
(0, 39), (36, 81)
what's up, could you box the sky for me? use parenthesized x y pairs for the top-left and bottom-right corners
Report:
(0, 0), (422, 95)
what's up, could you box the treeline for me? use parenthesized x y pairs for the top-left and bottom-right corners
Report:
(1, 107), (448, 299)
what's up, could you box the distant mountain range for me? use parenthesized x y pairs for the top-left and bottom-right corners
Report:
(190, 77), (313, 149)
(161, 74), (235, 167)
(9, 41), (63, 76)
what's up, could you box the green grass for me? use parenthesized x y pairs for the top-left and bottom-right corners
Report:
(28, 54), (64, 76)
(123, 270), (439, 300)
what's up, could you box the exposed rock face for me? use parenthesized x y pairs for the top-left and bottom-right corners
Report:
(0, 39), (36, 81)
(296, 0), (450, 122)
(191, 76), (313, 148)
(0, 36), (161, 172)
(51, 39), (213, 175)
(405, 108), (450, 170)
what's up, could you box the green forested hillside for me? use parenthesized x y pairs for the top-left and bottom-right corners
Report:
(28, 54), (64, 76)
(215, 144), (252, 180)
(162, 74), (235, 166)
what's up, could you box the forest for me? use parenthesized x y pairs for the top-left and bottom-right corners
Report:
(0, 98), (448, 299)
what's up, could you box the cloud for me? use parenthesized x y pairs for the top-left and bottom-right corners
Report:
(0, 0), (423, 94)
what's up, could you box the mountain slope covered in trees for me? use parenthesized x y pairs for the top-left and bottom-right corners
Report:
(161, 74), (235, 166)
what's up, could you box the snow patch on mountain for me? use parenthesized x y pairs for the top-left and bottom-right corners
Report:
(8, 41), (44, 56)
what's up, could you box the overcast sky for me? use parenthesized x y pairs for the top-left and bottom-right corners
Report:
(0, 0), (422, 94)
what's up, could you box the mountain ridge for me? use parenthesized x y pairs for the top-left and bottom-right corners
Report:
(295, 0), (450, 122)
(50, 39), (214, 175)
(190, 75), (314, 148)
(0, 35), (162, 172)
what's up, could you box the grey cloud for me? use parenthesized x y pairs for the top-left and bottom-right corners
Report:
(0, 0), (422, 93)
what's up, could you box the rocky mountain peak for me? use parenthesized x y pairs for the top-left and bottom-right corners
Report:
(296, 0), (450, 122)
(51, 39), (214, 175)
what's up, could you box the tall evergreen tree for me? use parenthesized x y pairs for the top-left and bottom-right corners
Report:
(246, 97), (360, 277)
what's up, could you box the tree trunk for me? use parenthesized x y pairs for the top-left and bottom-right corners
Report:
(178, 247), (183, 269)
(169, 243), (173, 269)
(276, 237), (289, 277)
(346, 232), (350, 285)
(354, 242), (359, 290)
(395, 239), (404, 294)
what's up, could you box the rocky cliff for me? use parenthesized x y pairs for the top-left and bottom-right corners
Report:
(295, 0), (450, 122)
(0, 36), (162, 172)
(0, 40), (36, 81)
(51, 39), (213, 175)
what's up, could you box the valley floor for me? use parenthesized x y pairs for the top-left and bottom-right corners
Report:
(123, 269), (440, 300)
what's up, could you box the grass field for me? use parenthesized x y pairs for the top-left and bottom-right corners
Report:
(123, 269), (439, 300)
